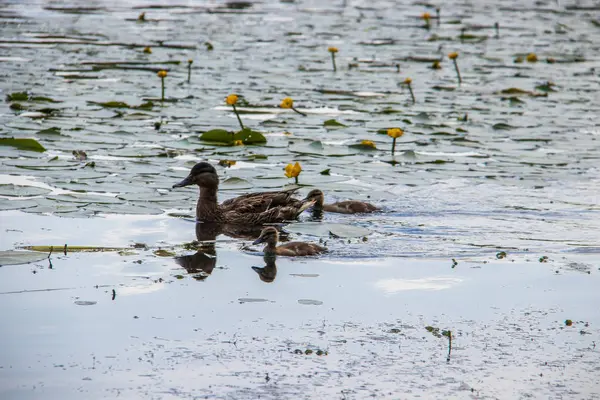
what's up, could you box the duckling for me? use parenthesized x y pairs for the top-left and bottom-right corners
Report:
(252, 226), (327, 257)
(305, 189), (379, 214)
(172, 162), (314, 224)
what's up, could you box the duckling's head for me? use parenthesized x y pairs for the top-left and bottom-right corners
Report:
(173, 162), (219, 189)
(305, 189), (325, 208)
(252, 226), (279, 246)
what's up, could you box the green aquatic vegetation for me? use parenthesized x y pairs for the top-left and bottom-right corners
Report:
(496, 251), (507, 259)
(37, 127), (62, 135)
(88, 100), (154, 109)
(0, 138), (46, 152)
(6, 91), (29, 101)
(199, 128), (267, 144)
(323, 119), (346, 128)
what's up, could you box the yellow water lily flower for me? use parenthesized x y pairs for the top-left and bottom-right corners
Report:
(157, 70), (167, 78)
(280, 97), (294, 109)
(226, 94), (238, 105)
(404, 77), (412, 85)
(328, 47), (338, 53)
(448, 52), (458, 60)
(361, 140), (376, 149)
(284, 162), (302, 179)
(422, 12), (431, 21)
(233, 140), (243, 146)
(188, 59), (193, 64)
(143, 46), (152, 54)
(387, 128), (404, 138)
(526, 53), (538, 62)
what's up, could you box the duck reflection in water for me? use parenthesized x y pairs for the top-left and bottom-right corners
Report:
(252, 255), (278, 283)
(174, 221), (268, 281)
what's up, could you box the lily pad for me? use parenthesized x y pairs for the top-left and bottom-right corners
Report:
(0, 250), (48, 266)
(6, 92), (29, 101)
(285, 222), (370, 238)
(323, 119), (347, 128)
(199, 128), (266, 144)
(37, 127), (62, 135)
(20, 245), (129, 252)
(220, 177), (253, 190)
(0, 184), (52, 197)
(0, 138), (46, 152)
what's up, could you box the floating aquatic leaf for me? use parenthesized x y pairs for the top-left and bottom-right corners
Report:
(320, 169), (331, 175)
(88, 100), (131, 108)
(199, 128), (266, 144)
(323, 119), (347, 128)
(0, 250), (48, 266)
(492, 123), (515, 130)
(0, 138), (46, 152)
(6, 92), (29, 101)
(0, 184), (51, 197)
(37, 127), (62, 135)
(298, 299), (323, 305)
(30, 96), (61, 103)
(74, 301), (97, 306)
(220, 177), (253, 190)
(20, 245), (130, 252)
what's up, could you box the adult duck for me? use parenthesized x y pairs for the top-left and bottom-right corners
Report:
(252, 226), (327, 257)
(172, 162), (314, 224)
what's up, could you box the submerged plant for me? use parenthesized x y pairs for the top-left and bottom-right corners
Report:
(387, 128), (404, 155)
(403, 77), (415, 103)
(328, 47), (338, 72)
(448, 52), (461, 84)
(226, 94), (245, 130)
(157, 70), (167, 101)
(280, 97), (306, 116)
(187, 59), (193, 83)
(284, 162), (302, 184)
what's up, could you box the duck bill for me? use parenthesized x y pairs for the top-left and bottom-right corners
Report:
(172, 175), (194, 188)
(252, 237), (265, 245)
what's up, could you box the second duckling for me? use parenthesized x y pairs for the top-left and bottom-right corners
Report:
(252, 227), (327, 257)
(306, 189), (379, 214)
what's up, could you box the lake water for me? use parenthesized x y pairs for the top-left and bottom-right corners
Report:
(1, 0), (599, 398)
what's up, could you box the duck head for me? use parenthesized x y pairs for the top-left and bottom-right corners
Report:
(252, 226), (279, 246)
(173, 162), (219, 189)
(305, 189), (325, 208)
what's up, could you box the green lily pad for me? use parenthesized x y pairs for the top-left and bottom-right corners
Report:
(0, 184), (52, 197)
(37, 127), (62, 135)
(0, 138), (46, 152)
(220, 177), (253, 190)
(285, 222), (370, 238)
(0, 250), (48, 266)
(492, 123), (515, 130)
(199, 128), (266, 144)
(323, 119), (347, 128)
(6, 92), (29, 102)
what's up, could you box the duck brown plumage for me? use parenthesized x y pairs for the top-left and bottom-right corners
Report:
(252, 227), (327, 257)
(305, 189), (379, 214)
(172, 162), (314, 224)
